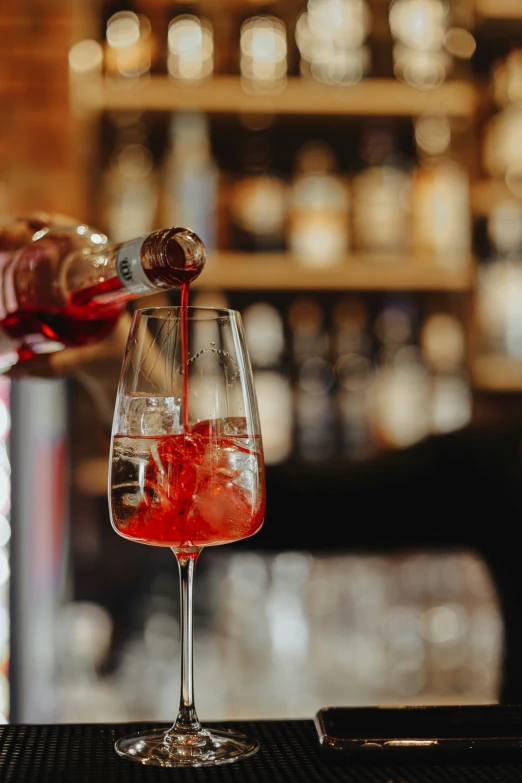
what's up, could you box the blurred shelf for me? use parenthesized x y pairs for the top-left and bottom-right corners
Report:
(72, 75), (480, 118)
(474, 0), (522, 20)
(472, 355), (522, 391)
(193, 252), (475, 291)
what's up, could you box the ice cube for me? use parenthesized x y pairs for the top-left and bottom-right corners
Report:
(120, 394), (181, 436)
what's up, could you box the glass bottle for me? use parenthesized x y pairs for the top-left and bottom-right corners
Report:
(243, 301), (293, 465)
(162, 111), (219, 251)
(352, 164), (412, 258)
(287, 141), (350, 268)
(103, 8), (154, 83)
(420, 311), (471, 434)
(389, 0), (451, 89)
(229, 136), (287, 252)
(103, 138), (159, 243)
(288, 296), (337, 463)
(0, 219), (205, 370)
(166, 10), (214, 85)
(240, 13), (287, 94)
(295, 0), (372, 86)
(411, 156), (471, 268)
(332, 295), (375, 460)
(476, 198), (522, 360)
(370, 296), (431, 449)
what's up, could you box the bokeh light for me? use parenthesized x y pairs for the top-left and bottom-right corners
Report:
(68, 39), (103, 75)
(240, 16), (287, 94)
(168, 15), (213, 84)
(296, 0), (371, 85)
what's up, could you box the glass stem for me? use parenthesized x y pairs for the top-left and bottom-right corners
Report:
(172, 550), (202, 735)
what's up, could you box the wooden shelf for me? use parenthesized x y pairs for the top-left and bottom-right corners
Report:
(71, 75), (479, 118)
(472, 355), (522, 391)
(193, 252), (475, 291)
(475, 0), (522, 20)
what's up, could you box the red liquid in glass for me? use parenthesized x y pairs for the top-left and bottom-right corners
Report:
(110, 422), (265, 549)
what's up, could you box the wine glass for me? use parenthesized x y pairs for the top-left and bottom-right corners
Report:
(108, 306), (266, 767)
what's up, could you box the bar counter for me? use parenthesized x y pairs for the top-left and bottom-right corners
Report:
(3, 719), (522, 781)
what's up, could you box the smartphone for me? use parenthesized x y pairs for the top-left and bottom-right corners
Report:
(314, 705), (522, 760)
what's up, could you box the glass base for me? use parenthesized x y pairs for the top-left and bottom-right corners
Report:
(114, 726), (260, 768)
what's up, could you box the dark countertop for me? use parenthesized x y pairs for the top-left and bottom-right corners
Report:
(3, 719), (522, 782)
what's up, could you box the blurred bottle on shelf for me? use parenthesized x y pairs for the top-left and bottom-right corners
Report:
(412, 115), (471, 268)
(103, 9), (155, 83)
(420, 312), (471, 434)
(411, 158), (471, 267)
(288, 297), (336, 462)
(388, 0), (451, 89)
(243, 301), (293, 465)
(476, 199), (522, 360)
(295, 0), (372, 85)
(287, 141), (350, 267)
(167, 12), (214, 84)
(352, 137), (412, 258)
(162, 111), (219, 251)
(483, 50), (522, 201)
(0, 218), (205, 370)
(103, 125), (158, 242)
(55, 601), (127, 721)
(230, 136), (287, 252)
(332, 296), (376, 460)
(492, 49), (522, 109)
(239, 13), (287, 94)
(370, 296), (431, 450)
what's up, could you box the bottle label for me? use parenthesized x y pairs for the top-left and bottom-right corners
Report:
(116, 235), (157, 295)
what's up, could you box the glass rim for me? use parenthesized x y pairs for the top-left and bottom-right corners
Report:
(133, 305), (240, 321)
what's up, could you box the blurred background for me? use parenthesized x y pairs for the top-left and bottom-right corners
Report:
(1, 0), (522, 724)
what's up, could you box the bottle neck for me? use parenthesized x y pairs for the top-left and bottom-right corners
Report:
(65, 226), (206, 309)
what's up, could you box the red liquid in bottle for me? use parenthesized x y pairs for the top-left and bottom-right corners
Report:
(0, 225), (205, 364)
(0, 239), (124, 358)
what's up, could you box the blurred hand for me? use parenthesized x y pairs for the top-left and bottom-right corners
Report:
(4, 311), (132, 380)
